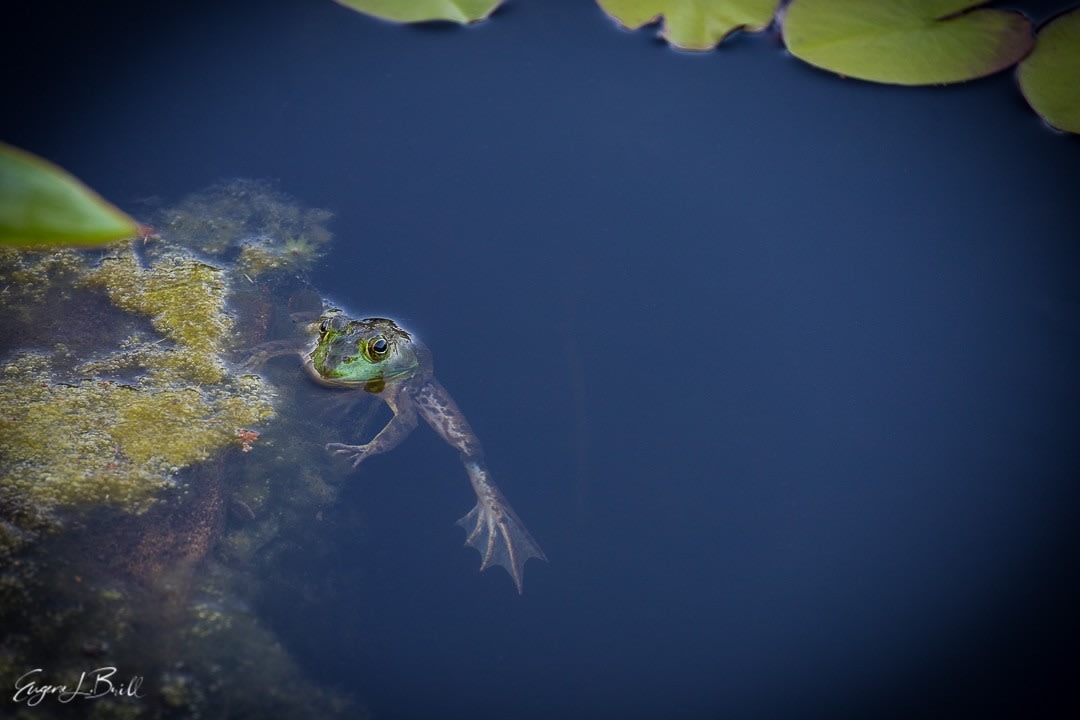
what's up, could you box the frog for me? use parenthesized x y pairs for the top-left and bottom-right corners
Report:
(248, 307), (546, 593)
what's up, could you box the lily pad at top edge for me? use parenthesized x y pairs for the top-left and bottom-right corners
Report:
(332, 0), (501, 24)
(1017, 8), (1080, 134)
(782, 0), (1034, 86)
(0, 142), (138, 248)
(596, 0), (780, 51)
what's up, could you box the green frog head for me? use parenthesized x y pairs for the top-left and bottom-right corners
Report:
(304, 310), (421, 393)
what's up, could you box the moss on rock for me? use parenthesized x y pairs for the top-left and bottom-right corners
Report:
(0, 243), (275, 515)
(157, 179), (332, 274)
(79, 249), (231, 384)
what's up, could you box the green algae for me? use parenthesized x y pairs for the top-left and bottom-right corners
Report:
(79, 249), (231, 384)
(0, 245), (85, 297)
(0, 243), (276, 515)
(0, 358), (273, 512)
(158, 179), (333, 274)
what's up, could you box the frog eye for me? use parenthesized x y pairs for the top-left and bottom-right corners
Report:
(370, 337), (389, 358)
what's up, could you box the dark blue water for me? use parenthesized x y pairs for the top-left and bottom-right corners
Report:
(6, 0), (1080, 718)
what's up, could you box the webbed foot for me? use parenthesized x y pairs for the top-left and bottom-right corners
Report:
(326, 442), (374, 468)
(457, 461), (546, 593)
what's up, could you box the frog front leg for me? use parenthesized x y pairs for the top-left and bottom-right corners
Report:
(326, 390), (418, 468)
(237, 339), (306, 371)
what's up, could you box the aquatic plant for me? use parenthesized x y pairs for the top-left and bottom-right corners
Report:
(334, 0), (1079, 133)
(0, 142), (138, 248)
(782, 0), (1033, 85)
(1018, 7), (1080, 133)
(598, 0), (779, 50)
(333, 0), (501, 24)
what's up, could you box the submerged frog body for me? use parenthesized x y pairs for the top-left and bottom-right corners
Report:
(255, 308), (545, 592)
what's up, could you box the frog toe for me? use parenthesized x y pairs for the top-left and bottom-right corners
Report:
(325, 442), (370, 468)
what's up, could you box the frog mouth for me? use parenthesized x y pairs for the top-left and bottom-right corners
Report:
(301, 352), (353, 386)
(301, 352), (415, 389)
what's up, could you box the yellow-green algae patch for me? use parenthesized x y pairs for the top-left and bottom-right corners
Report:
(1, 361), (273, 516)
(0, 244), (275, 515)
(80, 249), (231, 384)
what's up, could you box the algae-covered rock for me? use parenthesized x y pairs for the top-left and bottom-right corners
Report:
(0, 244), (275, 516)
(0, 181), (359, 720)
(158, 179), (333, 274)
(79, 249), (232, 384)
(0, 354), (273, 513)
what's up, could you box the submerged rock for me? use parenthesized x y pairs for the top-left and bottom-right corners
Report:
(0, 181), (359, 720)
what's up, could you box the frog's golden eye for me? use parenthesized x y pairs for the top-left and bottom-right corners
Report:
(370, 337), (389, 358)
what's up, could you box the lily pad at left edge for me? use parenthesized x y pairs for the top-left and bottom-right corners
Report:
(596, 0), (780, 51)
(333, 0), (501, 24)
(782, 0), (1034, 86)
(0, 142), (138, 248)
(1017, 8), (1080, 134)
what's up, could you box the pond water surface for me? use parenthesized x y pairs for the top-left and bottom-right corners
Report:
(4, 0), (1080, 718)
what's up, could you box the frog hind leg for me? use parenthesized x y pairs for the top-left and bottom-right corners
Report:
(456, 460), (547, 593)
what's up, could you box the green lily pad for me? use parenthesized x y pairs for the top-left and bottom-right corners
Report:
(0, 142), (138, 248)
(332, 0), (501, 24)
(1017, 8), (1080, 134)
(782, 0), (1034, 86)
(596, 0), (780, 51)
